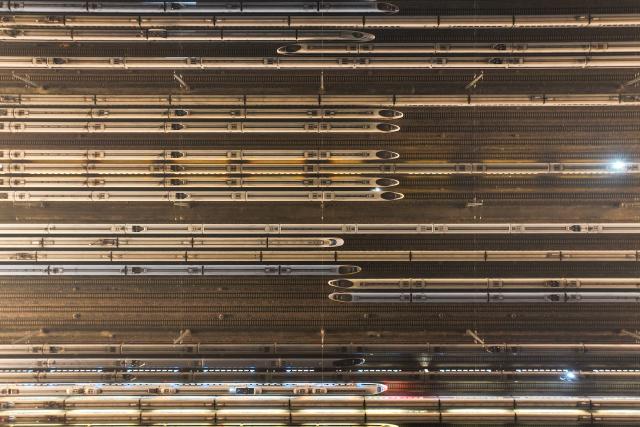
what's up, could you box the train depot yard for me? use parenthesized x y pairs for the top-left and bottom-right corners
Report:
(1, 0), (640, 425)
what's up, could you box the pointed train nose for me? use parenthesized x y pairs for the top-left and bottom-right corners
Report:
(375, 178), (400, 187)
(376, 123), (401, 133)
(337, 265), (362, 275)
(376, 150), (400, 160)
(328, 279), (355, 289)
(277, 44), (303, 55)
(377, 2), (400, 14)
(380, 191), (404, 201)
(329, 292), (354, 302)
(347, 31), (376, 42)
(378, 109), (404, 119)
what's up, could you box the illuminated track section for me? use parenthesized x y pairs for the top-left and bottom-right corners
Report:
(3, 342), (640, 355)
(1, 161), (636, 175)
(1, 13), (639, 28)
(0, 2), (400, 14)
(0, 222), (638, 235)
(2, 369), (640, 383)
(1, 93), (637, 107)
(5, 55), (640, 69)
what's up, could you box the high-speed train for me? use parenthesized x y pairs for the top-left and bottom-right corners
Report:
(329, 278), (640, 290)
(0, 107), (403, 120)
(3, 55), (640, 69)
(0, 264), (362, 276)
(0, 176), (400, 190)
(1, 397), (640, 425)
(0, 395), (639, 425)
(0, 190), (404, 202)
(0, 383), (387, 396)
(0, 236), (345, 249)
(0, 121), (401, 134)
(280, 41), (640, 55)
(2, 161), (637, 176)
(0, 2), (400, 14)
(0, 149), (400, 161)
(0, 13), (639, 28)
(5, 342), (640, 356)
(0, 28), (377, 42)
(0, 249), (638, 263)
(0, 222), (637, 235)
(329, 291), (640, 304)
(1, 93), (637, 107)
(4, 367), (640, 385)
(0, 357), (365, 370)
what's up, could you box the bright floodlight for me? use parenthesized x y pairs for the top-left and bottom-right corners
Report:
(561, 370), (577, 381)
(611, 160), (627, 172)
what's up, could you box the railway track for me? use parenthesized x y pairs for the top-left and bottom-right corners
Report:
(2, 136), (640, 149)
(3, 318), (640, 332)
(356, 262), (640, 276)
(6, 263), (640, 286)
(0, 291), (329, 300)
(0, 69), (637, 88)
(400, 125), (640, 132)
(376, 27), (640, 42)
(3, 38), (640, 56)
(405, 191), (640, 200)
(3, 300), (640, 314)
(3, 1), (640, 411)
(0, 236), (630, 250)
(402, 110), (640, 122)
(404, 176), (640, 185)
(389, 382), (640, 394)
(342, 236), (640, 250)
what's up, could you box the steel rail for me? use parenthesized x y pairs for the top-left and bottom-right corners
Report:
(1, 161), (637, 176)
